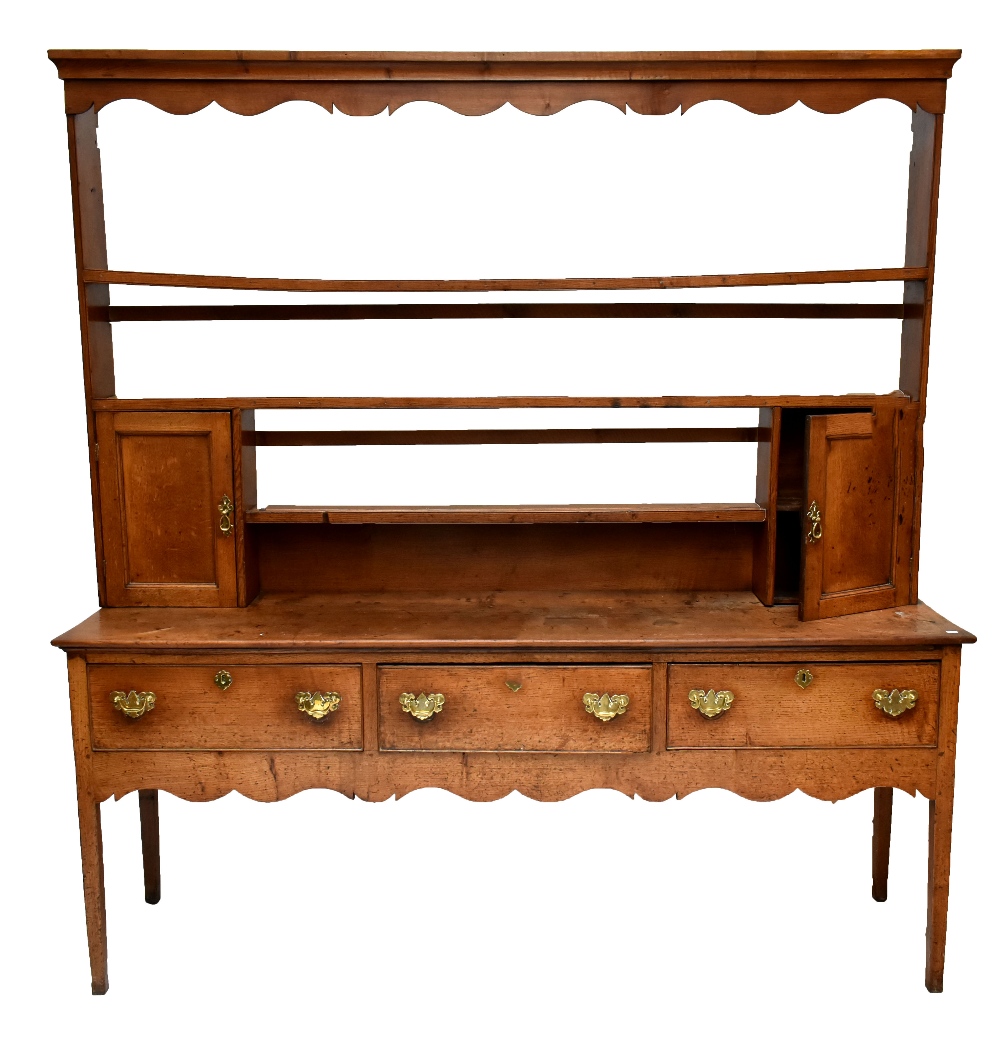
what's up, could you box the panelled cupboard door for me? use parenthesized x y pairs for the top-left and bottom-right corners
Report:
(96, 411), (237, 607)
(800, 408), (903, 620)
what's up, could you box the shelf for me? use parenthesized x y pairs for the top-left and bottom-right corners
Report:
(85, 267), (926, 293)
(103, 303), (916, 322)
(247, 427), (762, 447)
(91, 393), (909, 412)
(247, 504), (766, 525)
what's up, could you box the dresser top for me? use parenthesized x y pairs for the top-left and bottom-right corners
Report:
(48, 49), (961, 116)
(53, 593), (974, 653)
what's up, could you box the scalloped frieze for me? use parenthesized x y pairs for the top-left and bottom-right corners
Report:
(92, 748), (937, 805)
(64, 78), (947, 117)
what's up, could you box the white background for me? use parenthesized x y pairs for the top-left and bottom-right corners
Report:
(2, 3), (998, 1048)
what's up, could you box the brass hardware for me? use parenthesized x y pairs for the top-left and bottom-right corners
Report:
(873, 688), (918, 718)
(583, 692), (629, 722)
(214, 670), (233, 691)
(400, 692), (445, 721)
(689, 689), (734, 719)
(805, 500), (822, 543)
(505, 680), (522, 692)
(296, 691), (342, 721)
(794, 669), (814, 690)
(111, 689), (156, 719)
(218, 494), (234, 536)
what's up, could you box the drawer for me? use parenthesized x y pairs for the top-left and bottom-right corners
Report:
(89, 663), (363, 750)
(668, 662), (939, 748)
(378, 664), (651, 752)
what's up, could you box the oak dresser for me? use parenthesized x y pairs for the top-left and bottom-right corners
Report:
(49, 49), (973, 994)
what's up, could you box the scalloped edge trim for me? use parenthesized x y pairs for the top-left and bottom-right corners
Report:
(65, 79), (947, 117)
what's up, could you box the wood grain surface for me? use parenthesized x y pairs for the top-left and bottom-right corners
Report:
(52, 593), (975, 652)
(89, 663), (363, 750)
(95, 411), (238, 607)
(667, 662), (939, 748)
(378, 664), (651, 752)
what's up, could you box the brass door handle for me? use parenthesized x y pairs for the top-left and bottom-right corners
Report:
(583, 692), (629, 722)
(805, 500), (822, 543)
(218, 494), (234, 536)
(689, 689), (734, 719)
(400, 692), (445, 721)
(111, 690), (156, 719)
(296, 691), (342, 721)
(873, 688), (918, 718)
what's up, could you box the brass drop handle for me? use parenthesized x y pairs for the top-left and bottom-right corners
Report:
(296, 691), (342, 721)
(873, 688), (918, 718)
(218, 494), (234, 536)
(400, 692), (445, 721)
(111, 689), (156, 719)
(689, 689), (734, 719)
(804, 500), (822, 543)
(583, 692), (629, 722)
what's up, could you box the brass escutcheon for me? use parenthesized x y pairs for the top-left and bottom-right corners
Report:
(689, 689), (734, 719)
(111, 689), (156, 719)
(218, 494), (234, 536)
(873, 688), (918, 718)
(583, 692), (629, 722)
(296, 691), (342, 721)
(794, 669), (814, 689)
(400, 692), (445, 721)
(505, 681), (522, 692)
(214, 670), (233, 691)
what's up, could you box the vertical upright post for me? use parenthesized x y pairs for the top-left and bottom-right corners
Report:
(898, 106), (945, 603)
(66, 105), (115, 605)
(751, 406), (780, 606)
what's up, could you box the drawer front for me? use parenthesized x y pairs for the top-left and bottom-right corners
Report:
(668, 662), (939, 748)
(379, 665), (651, 752)
(89, 664), (363, 750)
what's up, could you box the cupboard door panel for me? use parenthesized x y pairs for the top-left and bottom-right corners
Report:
(97, 411), (237, 606)
(800, 408), (900, 620)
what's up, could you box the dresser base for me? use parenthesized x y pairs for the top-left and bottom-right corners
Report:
(56, 594), (970, 993)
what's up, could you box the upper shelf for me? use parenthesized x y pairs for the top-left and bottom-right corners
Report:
(86, 266), (926, 294)
(49, 49), (961, 116)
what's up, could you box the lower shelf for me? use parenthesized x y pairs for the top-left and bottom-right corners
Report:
(246, 503), (767, 524)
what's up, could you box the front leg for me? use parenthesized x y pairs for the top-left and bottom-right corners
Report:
(68, 655), (108, 994)
(76, 794), (108, 994)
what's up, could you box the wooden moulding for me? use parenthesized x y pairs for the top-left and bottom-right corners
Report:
(246, 504), (766, 525)
(50, 50), (959, 116)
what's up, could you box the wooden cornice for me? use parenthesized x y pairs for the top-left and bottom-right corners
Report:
(49, 49), (961, 116)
